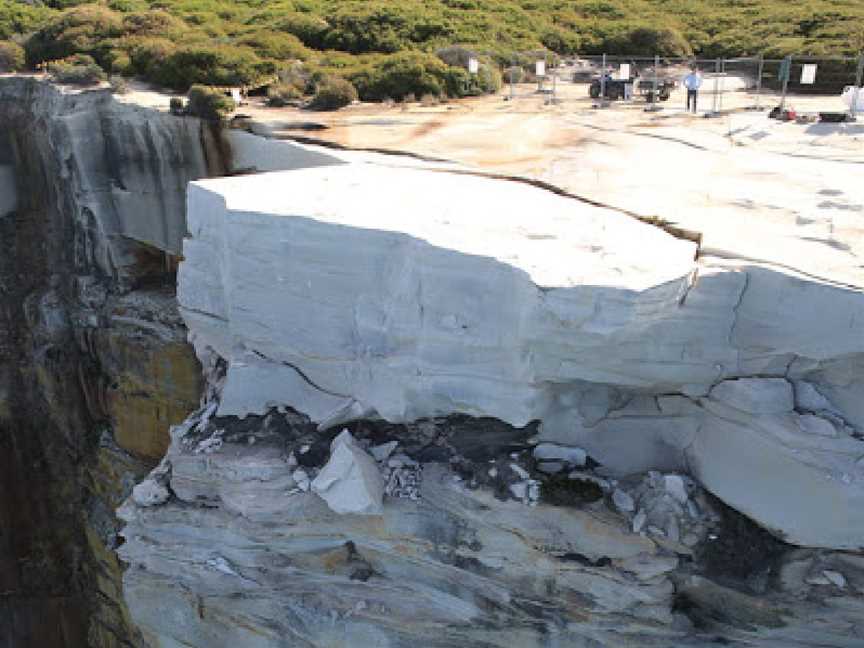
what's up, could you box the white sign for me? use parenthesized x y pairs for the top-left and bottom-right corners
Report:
(468, 57), (479, 74)
(800, 63), (817, 85)
(618, 63), (631, 80)
(535, 60), (546, 77)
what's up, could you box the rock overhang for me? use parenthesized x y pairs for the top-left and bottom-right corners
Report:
(178, 160), (864, 549)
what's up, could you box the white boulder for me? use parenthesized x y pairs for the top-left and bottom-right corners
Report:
(533, 443), (588, 466)
(132, 479), (170, 508)
(311, 430), (384, 515)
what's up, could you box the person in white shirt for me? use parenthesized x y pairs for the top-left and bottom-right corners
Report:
(683, 69), (702, 113)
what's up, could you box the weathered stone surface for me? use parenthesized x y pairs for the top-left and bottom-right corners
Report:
(179, 164), (864, 549)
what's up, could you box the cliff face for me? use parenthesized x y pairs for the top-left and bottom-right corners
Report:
(119, 163), (864, 645)
(0, 78), (212, 647)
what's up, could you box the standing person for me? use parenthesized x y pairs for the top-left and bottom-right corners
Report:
(683, 68), (702, 113)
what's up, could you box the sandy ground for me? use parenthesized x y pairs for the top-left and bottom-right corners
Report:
(233, 80), (864, 288)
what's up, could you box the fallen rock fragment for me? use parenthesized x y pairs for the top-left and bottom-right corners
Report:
(533, 443), (587, 467)
(612, 489), (635, 513)
(132, 478), (170, 508)
(311, 430), (384, 515)
(822, 570), (847, 588)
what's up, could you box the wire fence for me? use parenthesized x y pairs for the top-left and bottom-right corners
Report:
(495, 52), (864, 118)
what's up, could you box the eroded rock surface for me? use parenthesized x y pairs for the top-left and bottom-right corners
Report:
(178, 164), (864, 549)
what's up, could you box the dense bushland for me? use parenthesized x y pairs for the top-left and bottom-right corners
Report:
(3, 0), (862, 100)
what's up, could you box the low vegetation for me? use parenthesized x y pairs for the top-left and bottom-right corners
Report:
(186, 83), (235, 120)
(309, 75), (357, 110)
(0, 39), (23, 72)
(47, 53), (105, 85)
(1, 0), (862, 101)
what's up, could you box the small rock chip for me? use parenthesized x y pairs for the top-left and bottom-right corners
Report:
(292, 468), (311, 492)
(532, 443), (587, 467)
(823, 570), (847, 588)
(612, 489), (635, 513)
(510, 463), (530, 480)
(664, 475), (688, 504)
(132, 479), (170, 508)
(370, 441), (399, 462)
(510, 481), (528, 501)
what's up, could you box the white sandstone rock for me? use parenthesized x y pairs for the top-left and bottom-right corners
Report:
(132, 479), (170, 508)
(664, 475), (689, 505)
(178, 164), (864, 549)
(370, 441), (399, 462)
(533, 444), (587, 467)
(311, 430), (384, 515)
(794, 381), (836, 413)
(708, 378), (794, 415)
(612, 489), (635, 513)
(822, 570), (847, 588)
(798, 414), (838, 437)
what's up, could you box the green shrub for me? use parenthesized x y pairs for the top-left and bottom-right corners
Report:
(0, 40), (25, 72)
(435, 44), (474, 68)
(540, 26), (580, 54)
(237, 30), (311, 61)
(267, 82), (303, 106)
(273, 12), (329, 49)
(48, 53), (105, 85)
(186, 84), (235, 120)
(349, 51), (464, 101)
(308, 75), (357, 110)
(105, 47), (131, 74)
(122, 10), (185, 37)
(0, 2), (53, 41)
(25, 4), (123, 67)
(150, 44), (272, 91)
(504, 65), (524, 84)
(604, 26), (693, 57)
(128, 36), (176, 78)
(109, 75), (128, 93)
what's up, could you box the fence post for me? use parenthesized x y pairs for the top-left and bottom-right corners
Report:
(754, 55), (764, 110)
(646, 54), (660, 112)
(599, 53), (607, 106)
(780, 55), (792, 110)
(852, 53), (863, 120)
(552, 64), (557, 104)
(708, 57), (721, 116)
